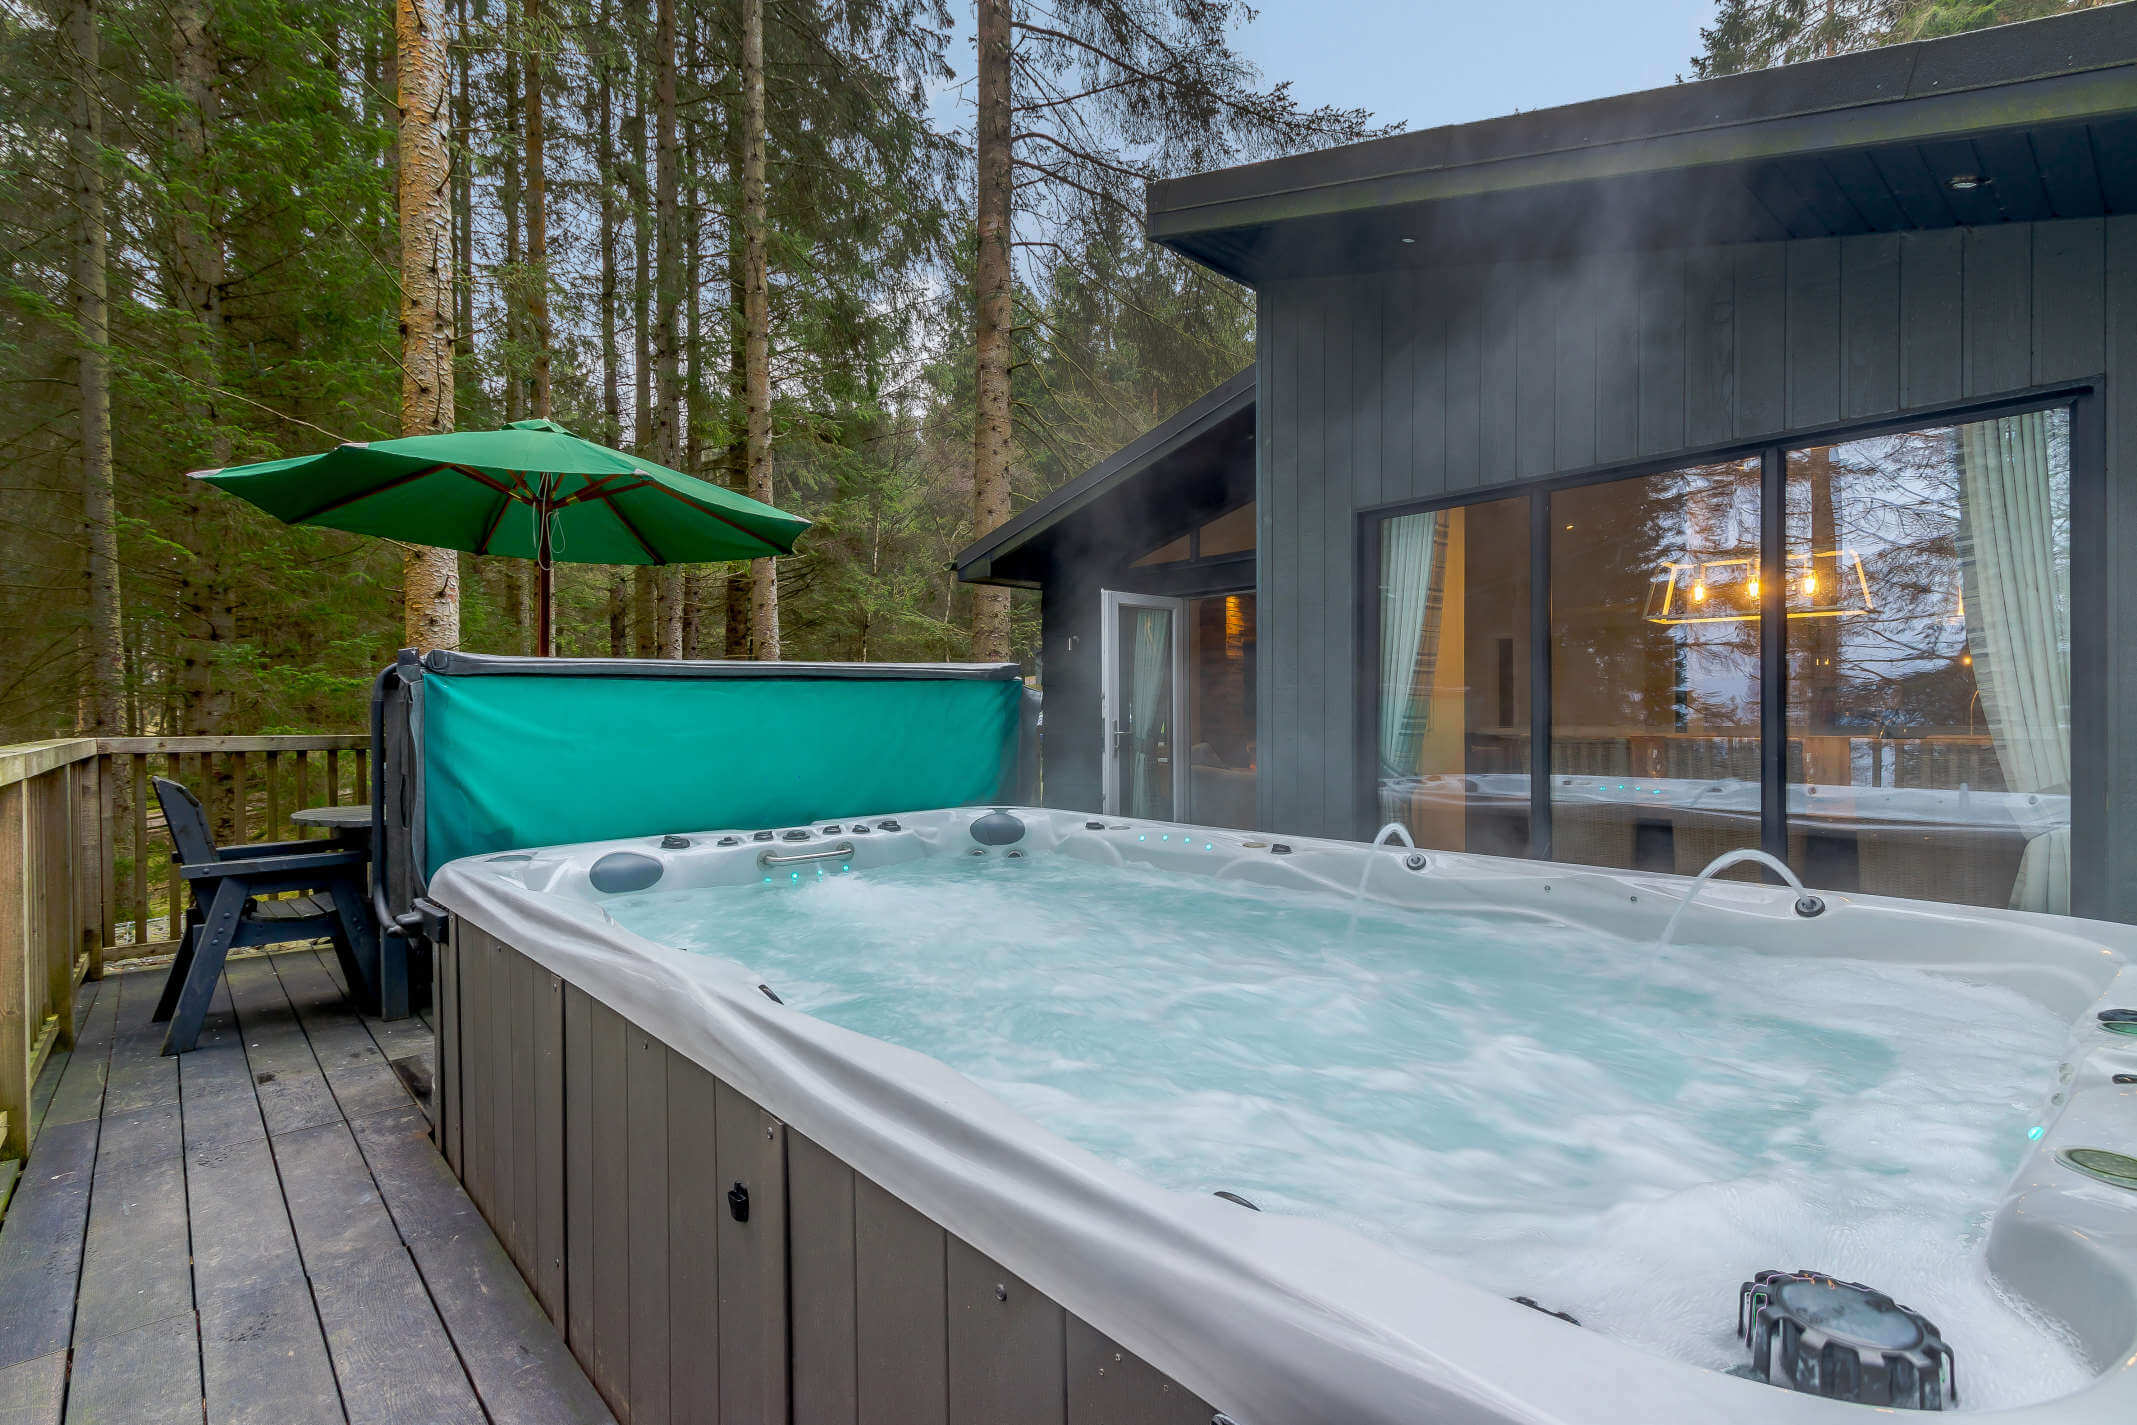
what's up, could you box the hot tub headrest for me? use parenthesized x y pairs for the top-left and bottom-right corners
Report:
(371, 650), (1036, 930)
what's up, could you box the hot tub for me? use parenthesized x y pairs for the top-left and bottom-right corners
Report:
(427, 805), (2137, 1424)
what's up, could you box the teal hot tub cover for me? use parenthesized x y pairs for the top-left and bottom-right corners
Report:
(371, 651), (1034, 923)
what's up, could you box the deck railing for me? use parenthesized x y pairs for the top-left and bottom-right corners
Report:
(0, 733), (366, 1161)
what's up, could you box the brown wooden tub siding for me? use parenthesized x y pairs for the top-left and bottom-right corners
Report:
(440, 919), (1215, 1425)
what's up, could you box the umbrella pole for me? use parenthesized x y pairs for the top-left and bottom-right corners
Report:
(535, 480), (555, 656)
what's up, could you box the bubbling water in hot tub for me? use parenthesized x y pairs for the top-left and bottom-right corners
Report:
(604, 853), (2090, 1409)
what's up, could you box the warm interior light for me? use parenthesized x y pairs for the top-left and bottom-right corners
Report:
(1748, 578), (1760, 599)
(1691, 583), (1706, 603)
(1962, 652), (1973, 666)
(1802, 571), (1817, 595)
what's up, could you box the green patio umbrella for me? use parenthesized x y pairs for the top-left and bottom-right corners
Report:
(193, 418), (809, 654)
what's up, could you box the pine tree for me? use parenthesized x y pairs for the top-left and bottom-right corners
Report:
(965, 0), (1381, 659)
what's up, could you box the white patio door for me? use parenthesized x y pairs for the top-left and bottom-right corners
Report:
(1100, 590), (1187, 819)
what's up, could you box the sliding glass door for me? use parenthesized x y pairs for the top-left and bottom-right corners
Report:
(1783, 410), (2071, 912)
(1369, 399), (2078, 913)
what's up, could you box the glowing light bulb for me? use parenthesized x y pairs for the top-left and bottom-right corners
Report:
(1691, 583), (1707, 603)
(1802, 572), (1817, 596)
(1748, 578), (1761, 599)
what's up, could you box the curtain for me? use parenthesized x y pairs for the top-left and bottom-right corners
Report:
(1378, 514), (1437, 778)
(1378, 513), (1442, 823)
(1958, 411), (2071, 913)
(1128, 607), (1171, 816)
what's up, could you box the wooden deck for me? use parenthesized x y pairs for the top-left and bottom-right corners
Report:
(0, 949), (615, 1425)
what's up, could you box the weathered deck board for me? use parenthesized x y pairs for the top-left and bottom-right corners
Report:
(0, 952), (614, 1425)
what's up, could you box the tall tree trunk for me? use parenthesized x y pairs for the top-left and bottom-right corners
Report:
(62, 0), (121, 734)
(596, 0), (622, 448)
(652, 0), (684, 659)
(681, 115), (703, 661)
(170, 0), (234, 731)
(626, 33), (657, 659)
(740, 0), (779, 659)
(500, 0), (522, 419)
(452, 0), (472, 365)
(523, 0), (551, 652)
(723, 134), (749, 661)
(597, 0), (626, 654)
(398, 0), (460, 649)
(524, 0), (549, 418)
(969, 0), (1014, 662)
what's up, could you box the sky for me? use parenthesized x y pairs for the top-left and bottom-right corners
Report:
(1231, 0), (1721, 135)
(929, 0), (1724, 141)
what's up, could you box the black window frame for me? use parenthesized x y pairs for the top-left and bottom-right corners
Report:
(1356, 380), (2105, 916)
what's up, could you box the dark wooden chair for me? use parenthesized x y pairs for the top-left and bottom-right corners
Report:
(151, 776), (380, 1055)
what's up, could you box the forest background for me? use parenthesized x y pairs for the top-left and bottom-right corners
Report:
(0, 0), (2101, 737)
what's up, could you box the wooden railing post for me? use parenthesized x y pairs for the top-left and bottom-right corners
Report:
(0, 777), (27, 1161)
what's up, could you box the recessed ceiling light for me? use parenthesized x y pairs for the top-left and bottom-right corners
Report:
(1948, 173), (1985, 191)
(1400, 236), (1416, 244)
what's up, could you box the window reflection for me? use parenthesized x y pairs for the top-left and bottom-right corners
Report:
(1550, 460), (1763, 872)
(1375, 497), (1530, 855)
(1786, 411), (2071, 911)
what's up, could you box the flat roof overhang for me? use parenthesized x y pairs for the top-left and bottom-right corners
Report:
(1147, 5), (2137, 283)
(955, 368), (1255, 588)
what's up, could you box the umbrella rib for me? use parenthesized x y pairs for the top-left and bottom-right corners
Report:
(475, 487), (515, 555)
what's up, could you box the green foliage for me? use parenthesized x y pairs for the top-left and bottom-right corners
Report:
(1693, 0), (2117, 76)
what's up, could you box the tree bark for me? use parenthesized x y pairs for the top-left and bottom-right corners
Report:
(597, 0), (625, 651)
(652, 0), (685, 660)
(596, 0), (621, 448)
(61, 0), (122, 733)
(741, 0), (780, 659)
(969, 0), (1014, 661)
(524, 0), (549, 418)
(398, 0), (461, 649)
(169, 0), (234, 732)
(452, 0), (472, 364)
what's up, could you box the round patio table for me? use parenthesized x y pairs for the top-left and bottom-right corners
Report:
(291, 804), (373, 834)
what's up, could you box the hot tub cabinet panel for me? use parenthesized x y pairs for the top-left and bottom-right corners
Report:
(438, 921), (1213, 1425)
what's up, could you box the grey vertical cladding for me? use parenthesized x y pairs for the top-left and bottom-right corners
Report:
(563, 983), (595, 1360)
(587, 999), (630, 1417)
(1785, 237), (1843, 430)
(945, 1238), (1066, 1425)
(788, 1132), (859, 1425)
(1637, 250), (1687, 457)
(1684, 250), (1736, 450)
(1252, 218), (2118, 842)
(1515, 268), (1557, 479)
(854, 1175), (948, 1425)
(2035, 218), (2106, 383)
(1900, 229), (1964, 407)
(1965, 225), (2033, 397)
(2106, 216), (2137, 922)
(438, 937), (460, 1176)
(1733, 243), (1787, 439)
(1064, 1317), (1212, 1425)
(1592, 253), (1640, 463)
(667, 1051), (719, 1420)
(1840, 235), (1901, 420)
(533, 964), (566, 1321)
(1479, 267), (1520, 485)
(713, 1078), (788, 1425)
(626, 1028), (671, 1424)
(1554, 262), (1600, 472)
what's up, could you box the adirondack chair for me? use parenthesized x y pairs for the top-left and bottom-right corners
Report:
(151, 776), (381, 1055)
